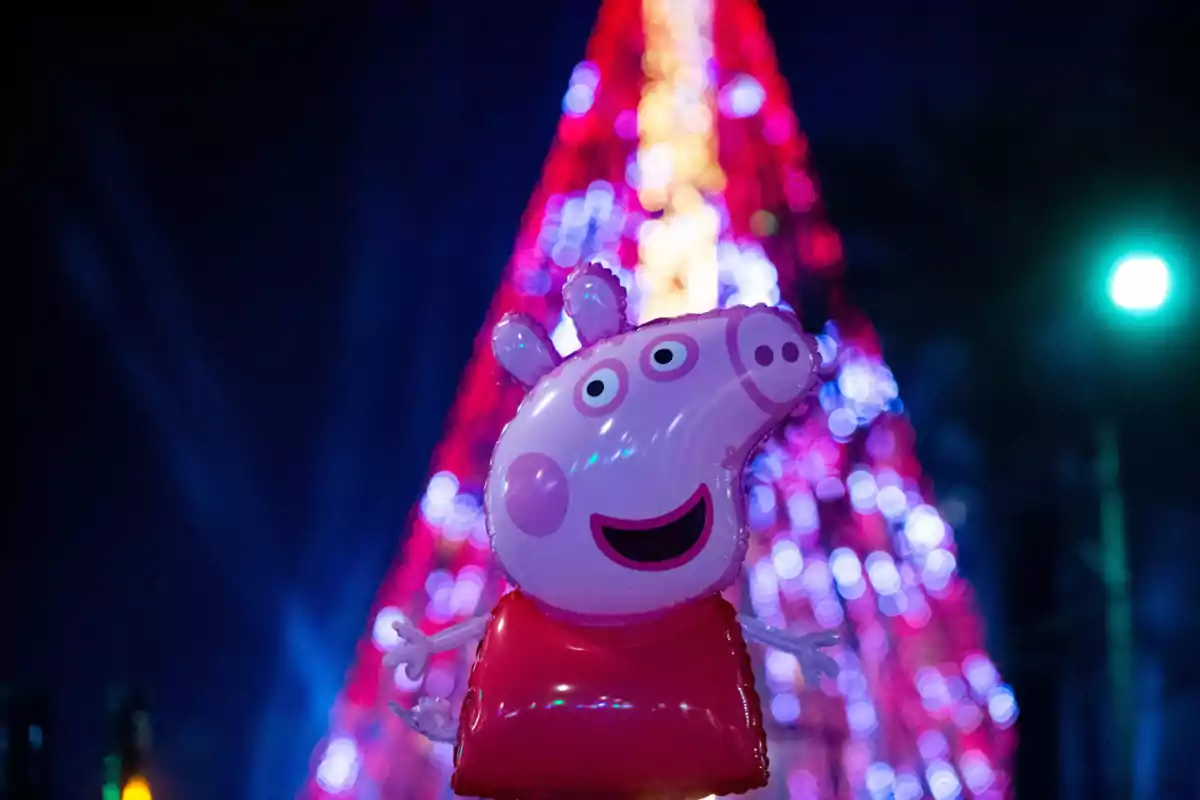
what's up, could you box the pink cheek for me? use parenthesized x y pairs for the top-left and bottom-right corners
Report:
(503, 452), (570, 538)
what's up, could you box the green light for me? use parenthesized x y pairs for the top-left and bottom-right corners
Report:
(103, 783), (121, 800)
(1108, 254), (1170, 312)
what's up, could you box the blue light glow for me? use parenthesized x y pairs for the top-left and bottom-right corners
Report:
(720, 74), (766, 118)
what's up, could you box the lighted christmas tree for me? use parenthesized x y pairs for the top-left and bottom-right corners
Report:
(302, 0), (1017, 797)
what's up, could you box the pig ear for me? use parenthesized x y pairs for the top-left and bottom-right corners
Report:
(492, 313), (561, 388)
(562, 263), (629, 347)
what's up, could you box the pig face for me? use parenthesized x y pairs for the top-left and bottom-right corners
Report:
(485, 264), (816, 620)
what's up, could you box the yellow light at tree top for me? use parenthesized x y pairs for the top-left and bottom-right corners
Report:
(636, 0), (724, 322)
(121, 777), (152, 800)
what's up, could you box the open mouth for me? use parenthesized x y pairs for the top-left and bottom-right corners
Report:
(590, 485), (713, 571)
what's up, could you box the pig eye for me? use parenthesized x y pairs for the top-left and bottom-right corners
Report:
(574, 360), (628, 416)
(639, 334), (698, 381)
(649, 341), (688, 372)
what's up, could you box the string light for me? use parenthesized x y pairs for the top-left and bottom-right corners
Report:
(635, 0), (724, 321)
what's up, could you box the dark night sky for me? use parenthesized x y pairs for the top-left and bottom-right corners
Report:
(8, 2), (1199, 798)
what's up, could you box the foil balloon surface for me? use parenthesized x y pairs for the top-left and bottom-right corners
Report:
(452, 591), (767, 798)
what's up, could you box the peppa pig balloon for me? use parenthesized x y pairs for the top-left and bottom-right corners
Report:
(388, 263), (839, 799)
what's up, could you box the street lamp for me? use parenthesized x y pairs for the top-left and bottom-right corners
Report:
(1107, 254), (1171, 313)
(1097, 251), (1172, 799)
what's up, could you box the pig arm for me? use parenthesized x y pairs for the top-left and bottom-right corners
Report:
(429, 614), (490, 652)
(385, 613), (490, 682)
(386, 614), (491, 744)
(738, 615), (840, 685)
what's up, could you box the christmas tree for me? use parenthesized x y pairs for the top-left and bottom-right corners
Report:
(302, 0), (1017, 797)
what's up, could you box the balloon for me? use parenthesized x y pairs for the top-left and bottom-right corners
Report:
(391, 263), (832, 798)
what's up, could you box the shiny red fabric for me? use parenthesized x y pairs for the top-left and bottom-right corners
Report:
(452, 591), (769, 799)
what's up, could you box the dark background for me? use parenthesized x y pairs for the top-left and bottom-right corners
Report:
(8, 2), (1199, 798)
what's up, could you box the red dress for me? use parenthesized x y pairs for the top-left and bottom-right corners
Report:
(452, 591), (768, 799)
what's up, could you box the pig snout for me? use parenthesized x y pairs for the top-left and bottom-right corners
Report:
(728, 307), (816, 415)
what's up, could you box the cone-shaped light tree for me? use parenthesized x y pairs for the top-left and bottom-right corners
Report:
(303, 1), (1016, 797)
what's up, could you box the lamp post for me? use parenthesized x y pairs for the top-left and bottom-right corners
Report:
(1098, 253), (1171, 800)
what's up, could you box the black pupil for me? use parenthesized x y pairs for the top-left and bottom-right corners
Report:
(586, 379), (605, 398)
(653, 348), (673, 365)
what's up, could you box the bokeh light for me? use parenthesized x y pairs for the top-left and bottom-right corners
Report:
(1108, 254), (1170, 312)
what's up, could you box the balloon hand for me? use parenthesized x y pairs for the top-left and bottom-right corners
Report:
(739, 616), (840, 686)
(383, 615), (432, 681)
(390, 696), (458, 744)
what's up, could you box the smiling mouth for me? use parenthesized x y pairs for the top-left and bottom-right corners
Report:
(590, 485), (713, 571)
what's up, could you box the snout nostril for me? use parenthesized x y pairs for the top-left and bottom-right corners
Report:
(781, 341), (800, 363)
(754, 345), (774, 366)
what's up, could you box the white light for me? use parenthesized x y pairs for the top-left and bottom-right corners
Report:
(425, 569), (454, 598)
(765, 648), (800, 685)
(894, 773), (924, 800)
(422, 472), (459, 524)
(393, 663), (422, 692)
(815, 475), (846, 500)
(787, 492), (819, 533)
(718, 242), (782, 308)
(637, 144), (674, 192)
(848, 469), (878, 511)
(876, 485), (908, 518)
(371, 607), (407, 650)
(865, 552), (902, 595)
(830, 548), (863, 587)
(837, 363), (874, 402)
(846, 700), (877, 734)
(802, 560), (832, 593)
(813, 597), (844, 628)
(584, 181), (614, 220)
(926, 760), (963, 800)
(865, 762), (895, 796)
(749, 484), (777, 520)
(426, 472), (458, 504)
(450, 574), (483, 616)
(987, 685), (1019, 726)
(828, 407), (858, 438)
(570, 61), (600, 89)
(751, 559), (780, 603)
(721, 74), (765, 118)
(836, 668), (868, 699)
(922, 548), (958, 592)
(959, 750), (995, 793)
(1109, 254), (1169, 311)
(905, 505), (947, 550)
(315, 737), (361, 793)
(771, 540), (804, 580)
(963, 654), (999, 694)
(918, 730), (949, 760)
(562, 83), (594, 116)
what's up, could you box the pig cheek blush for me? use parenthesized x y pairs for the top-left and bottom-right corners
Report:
(502, 452), (569, 538)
